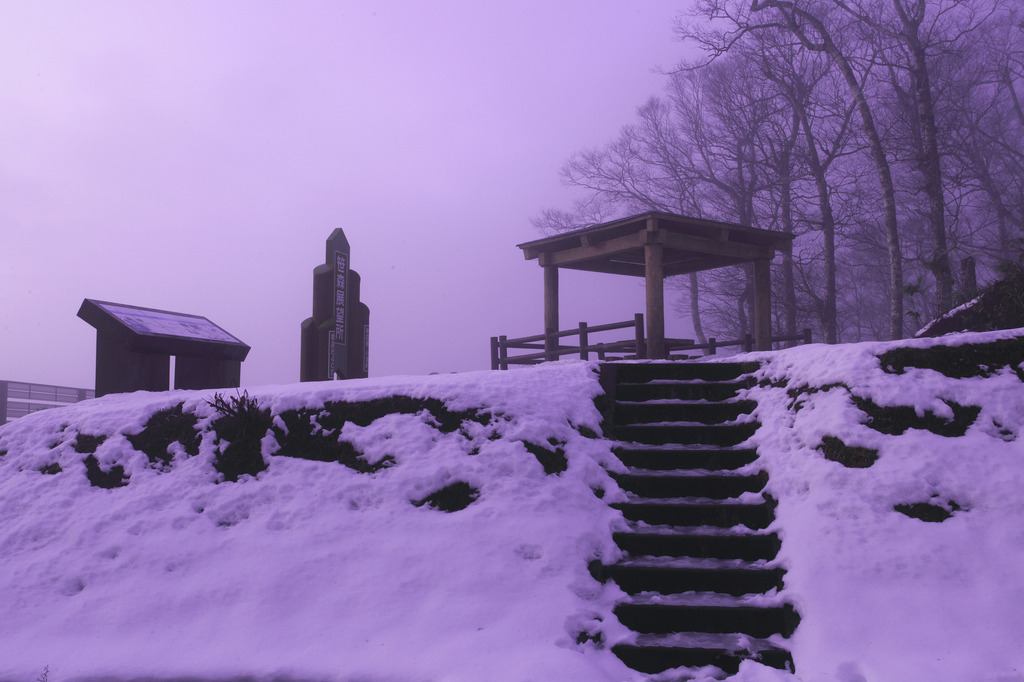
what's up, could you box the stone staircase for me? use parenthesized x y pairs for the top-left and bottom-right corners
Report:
(595, 361), (799, 676)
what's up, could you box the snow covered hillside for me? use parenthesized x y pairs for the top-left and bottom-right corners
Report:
(745, 330), (1024, 682)
(1, 331), (1023, 682)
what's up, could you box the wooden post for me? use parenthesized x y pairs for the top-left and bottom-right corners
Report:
(95, 332), (170, 397)
(753, 258), (772, 351)
(743, 334), (754, 353)
(578, 322), (589, 361)
(498, 335), (508, 370)
(802, 328), (812, 345)
(633, 313), (645, 359)
(544, 265), (559, 362)
(707, 337), (717, 356)
(644, 241), (666, 360)
(490, 337), (499, 370)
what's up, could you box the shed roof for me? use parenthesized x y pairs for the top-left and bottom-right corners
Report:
(78, 299), (250, 361)
(517, 211), (794, 277)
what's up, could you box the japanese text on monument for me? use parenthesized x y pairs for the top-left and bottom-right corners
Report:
(335, 252), (347, 344)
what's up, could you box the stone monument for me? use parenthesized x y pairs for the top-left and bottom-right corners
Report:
(300, 228), (369, 381)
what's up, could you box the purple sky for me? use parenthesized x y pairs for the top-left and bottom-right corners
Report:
(1, 1), (698, 388)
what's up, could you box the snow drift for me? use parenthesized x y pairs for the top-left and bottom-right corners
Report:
(1, 331), (1023, 682)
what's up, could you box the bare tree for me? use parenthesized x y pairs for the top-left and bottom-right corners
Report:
(536, 57), (785, 343)
(535, 0), (1021, 344)
(681, 0), (905, 337)
(941, 7), (1024, 271)
(741, 28), (859, 343)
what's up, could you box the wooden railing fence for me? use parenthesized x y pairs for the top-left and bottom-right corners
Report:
(490, 315), (811, 370)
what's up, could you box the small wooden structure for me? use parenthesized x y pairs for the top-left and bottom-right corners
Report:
(517, 212), (795, 359)
(78, 299), (250, 396)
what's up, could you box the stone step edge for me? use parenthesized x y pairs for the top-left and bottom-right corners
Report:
(616, 377), (753, 385)
(617, 524), (779, 537)
(619, 589), (789, 608)
(615, 399), (756, 408)
(610, 640), (794, 677)
(615, 417), (759, 426)
(615, 601), (800, 637)
(610, 556), (779, 570)
(614, 468), (766, 479)
(616, 492), (770, 506)
(617, 629), (789, 650)
(612, 444), (759, 451)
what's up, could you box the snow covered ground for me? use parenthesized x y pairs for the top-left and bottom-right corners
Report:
(1, 331), (1023, 682)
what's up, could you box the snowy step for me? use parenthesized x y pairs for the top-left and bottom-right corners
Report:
(612, 632), (794, 675)
(623, 491), (768, 505)
(602, 359), (797, 677)
(614, 600), (799, 638)
(624, 589), (785, 607)
(613, 528), (780, 561)
(622, 464), (763, 477)
(610, 361), (760, 383)
(613, 446), (758, 471)
(615, 379), (751, 403)
(612, 496), (776, 529)
(597, 558), (785, 596)
(614, 399), (756, 426)
(612, 555), (774, 569)
(614, 421), (760, 447)
(612, 469), (767, 500)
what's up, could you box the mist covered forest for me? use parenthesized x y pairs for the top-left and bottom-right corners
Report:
(536, 0), (1024, 345)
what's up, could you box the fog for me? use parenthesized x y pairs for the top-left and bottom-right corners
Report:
(0, 1), (696, 388)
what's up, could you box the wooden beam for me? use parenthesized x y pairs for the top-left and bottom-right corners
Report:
(541, 231), (647, 268)
(518, 217), (646, 259)
(559, 260), (647, 277)
(544, 265), (559, 361)
(753, 258), (772, 351)
(657, 229), (775, 261)
(655, 213), (795, 247)
(662, 254), (745, 277)
(522, 238), (574, 261)
(645, 242), (666, 359)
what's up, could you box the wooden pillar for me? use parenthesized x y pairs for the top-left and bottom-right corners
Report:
(633, 313), (645, 359)
(753, 258), (772, 351)
(95, 331), (169, 397)
(644, 241), (665, 359)
(544, 264), (559, 361)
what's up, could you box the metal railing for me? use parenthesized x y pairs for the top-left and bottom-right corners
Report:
(1, 380), (95, 425)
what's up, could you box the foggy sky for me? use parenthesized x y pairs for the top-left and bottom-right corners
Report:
(1, 1), (697, 388)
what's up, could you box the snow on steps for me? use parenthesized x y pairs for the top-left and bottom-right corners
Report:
(597, 360), (799, 676)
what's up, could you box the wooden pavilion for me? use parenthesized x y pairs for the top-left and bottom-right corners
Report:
(516, 212), (795, 359)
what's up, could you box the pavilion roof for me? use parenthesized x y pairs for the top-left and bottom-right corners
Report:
(517, 211), (794, 277)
